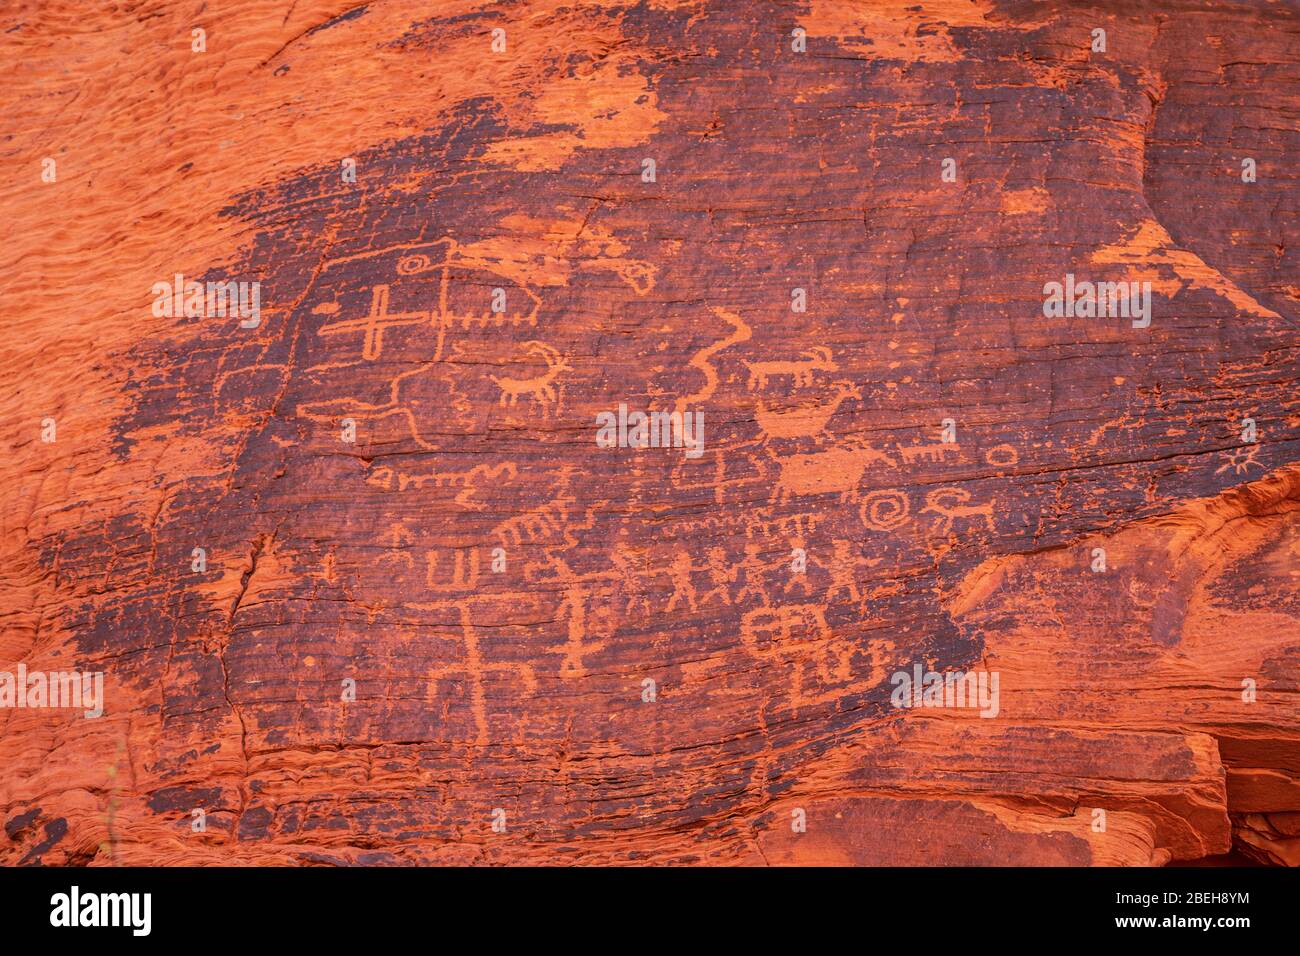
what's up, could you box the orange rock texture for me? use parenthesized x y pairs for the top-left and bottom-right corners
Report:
(2, 0), (1298, 866)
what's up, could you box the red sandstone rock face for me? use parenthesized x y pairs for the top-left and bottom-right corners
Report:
(1, 0), (1297, 866)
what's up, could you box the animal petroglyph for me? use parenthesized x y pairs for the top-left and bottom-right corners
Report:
(449, 217), (658, 298)
(771, 438), (895, 505)
(756, 381), (862, 443)
(491, 341), (570, 412)
(745, 347), (837, 390)
(922, 487), (997, 536)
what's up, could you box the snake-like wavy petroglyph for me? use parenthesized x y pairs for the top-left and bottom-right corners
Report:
(744, 347), (838, 390)
(922, 487), (997, 535)
(674, 307), (752, 413)
(367, 462), (518, 509)
(756, 380), (862, 442)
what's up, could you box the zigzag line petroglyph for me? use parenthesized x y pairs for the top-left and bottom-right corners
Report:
(493, 494), (576, 547)
(367, 462), (519, 503)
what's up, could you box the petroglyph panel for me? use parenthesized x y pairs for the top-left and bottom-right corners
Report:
(3, 0), (1298, 867)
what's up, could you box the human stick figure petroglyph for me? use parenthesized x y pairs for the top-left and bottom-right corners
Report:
(664, 550), (699, 613)
(823, 539), (881, 605)
(541, 555), (607, 680)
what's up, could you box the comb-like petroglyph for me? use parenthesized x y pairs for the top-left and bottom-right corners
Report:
(2, 0), (1298, 869)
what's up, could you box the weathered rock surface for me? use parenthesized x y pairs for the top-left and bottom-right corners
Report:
(1, 0), (1297, 865)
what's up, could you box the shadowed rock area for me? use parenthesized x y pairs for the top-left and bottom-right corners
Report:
(1, 0), (1297, 865)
